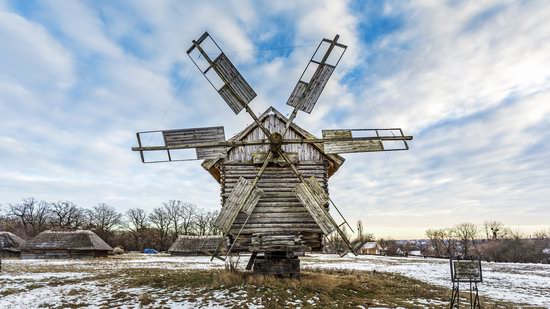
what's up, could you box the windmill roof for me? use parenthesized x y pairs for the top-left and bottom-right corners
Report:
(21, 230), (113, 251)
(202, 106), (345, 181)
(0, 231), (25, 252)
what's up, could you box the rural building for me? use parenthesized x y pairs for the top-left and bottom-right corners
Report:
(168, 235), (226, 256)
(21, 230), (113, 259)
(201, 107), (345, 253)
(359, 241), (382, 255)
(0, 231), (25, 257)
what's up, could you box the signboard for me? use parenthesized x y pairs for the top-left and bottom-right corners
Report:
(450, 259), (482, 283)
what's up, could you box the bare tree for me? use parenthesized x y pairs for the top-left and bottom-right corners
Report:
(454, 223), (479, 257)
(181, 203), (197, 235)
(353, 220), (374, 247)
(206, 210), (220, 235)
(49, 201), (85, 230)
(426, 228), (458, 257)
(125, 208), (149, 250)
(164, 200), (184, 237)
(426, 228), (446, 257)
(483, 220), (508, 240)
(378, 237), (399, 256)
(194, 209), (220, 236)
(87, 203), (122, 242)
(149, 207), (171, 250)
(194, 209), (209, 236)
(532, 229), (549, 240)
(126, 208), (148, 232)
(8, 198), (51, 236)
(164, 200), (197, 237)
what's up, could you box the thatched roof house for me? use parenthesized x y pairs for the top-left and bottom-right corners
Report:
(168, 235), (226, 256)
(0, 231), (25, 257)
(21, 230), (113, 259)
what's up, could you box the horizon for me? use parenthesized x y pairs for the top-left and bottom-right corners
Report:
(1, 1), (549, 239)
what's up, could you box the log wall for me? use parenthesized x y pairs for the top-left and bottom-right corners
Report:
(221, 162), (328, 251)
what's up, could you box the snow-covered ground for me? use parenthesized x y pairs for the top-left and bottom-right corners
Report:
(1, 254), (549, 308)
(301, 254), (550, 307)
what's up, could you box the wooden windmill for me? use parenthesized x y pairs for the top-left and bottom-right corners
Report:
(132, 32), (412, 277)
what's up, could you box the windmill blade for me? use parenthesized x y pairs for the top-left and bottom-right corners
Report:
(293, 176), (356, 255)
(322, 128), (411, 154)
(214, 176), (264, 233)
(187, 32), (256, 115)
(133, 126), (228, 163)
(286, 34), (347, 114)
(293, 177), (333, 235)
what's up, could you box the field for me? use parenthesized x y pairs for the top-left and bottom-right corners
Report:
(0, 253), (548, 308)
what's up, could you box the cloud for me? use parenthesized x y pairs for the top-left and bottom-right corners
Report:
(0, 9), (74, 91)
(0, 1), (549, 238)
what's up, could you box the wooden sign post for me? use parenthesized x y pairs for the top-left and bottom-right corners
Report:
(449, 258), (482, 308)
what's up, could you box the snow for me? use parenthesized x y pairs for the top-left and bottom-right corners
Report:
(301, 254), (550, 307)
(1, 253), (549, 307)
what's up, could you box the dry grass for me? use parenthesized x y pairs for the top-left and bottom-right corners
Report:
(1, 256), (540, 308)
(118, 267), (526, 308)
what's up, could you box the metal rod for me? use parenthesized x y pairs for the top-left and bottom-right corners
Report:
(328, 196), (355, 233)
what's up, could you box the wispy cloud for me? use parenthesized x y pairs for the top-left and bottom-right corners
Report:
(0, 0), (548, 238)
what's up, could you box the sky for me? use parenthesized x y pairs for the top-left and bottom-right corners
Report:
(0, 0), (549, 239)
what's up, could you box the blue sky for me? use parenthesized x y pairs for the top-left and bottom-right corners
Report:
(1, 0), (549, 238)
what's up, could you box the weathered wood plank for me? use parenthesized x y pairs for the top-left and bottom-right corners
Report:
(234, 217), (316, 224)
(214, 177), (263, 232)
(196, 147), (227, 160)
(252, 152), (299, 164)
(293, 177), (335, 235)
(227, 114), (324, 162)
(213, 53), (256, 114)
(322, 129), (352, 140)
(163, 126), (225, 147)
(286, 65), (335, 114)
(323, 140), (384, 154)
(229, 227), (322, 234)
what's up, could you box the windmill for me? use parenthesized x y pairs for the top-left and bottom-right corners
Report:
(132, 32), (412, 277)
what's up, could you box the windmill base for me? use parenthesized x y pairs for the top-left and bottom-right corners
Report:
(252, 251), (300, 278)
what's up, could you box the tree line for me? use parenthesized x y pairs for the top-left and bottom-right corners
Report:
(0, 198), (220, 251)
(424, 221), (550, 263)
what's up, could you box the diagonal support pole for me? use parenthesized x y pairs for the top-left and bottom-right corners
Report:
(223, 151), (274, 260)
(276, 149), (357, 256)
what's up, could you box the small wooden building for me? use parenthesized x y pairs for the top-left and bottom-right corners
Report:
(202, 107), (344, 253)
(21, 230), (113, 259)
(359, 241), (382, 255)
(168, 235), (226, 256)
(0, 231), (25, 258)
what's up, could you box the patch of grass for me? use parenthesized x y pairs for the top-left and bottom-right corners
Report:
(0, 288), (19, 297)
(66, 288), (85, 296)
(138, 293), (154, 306)
(119, 267), (527, 308)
